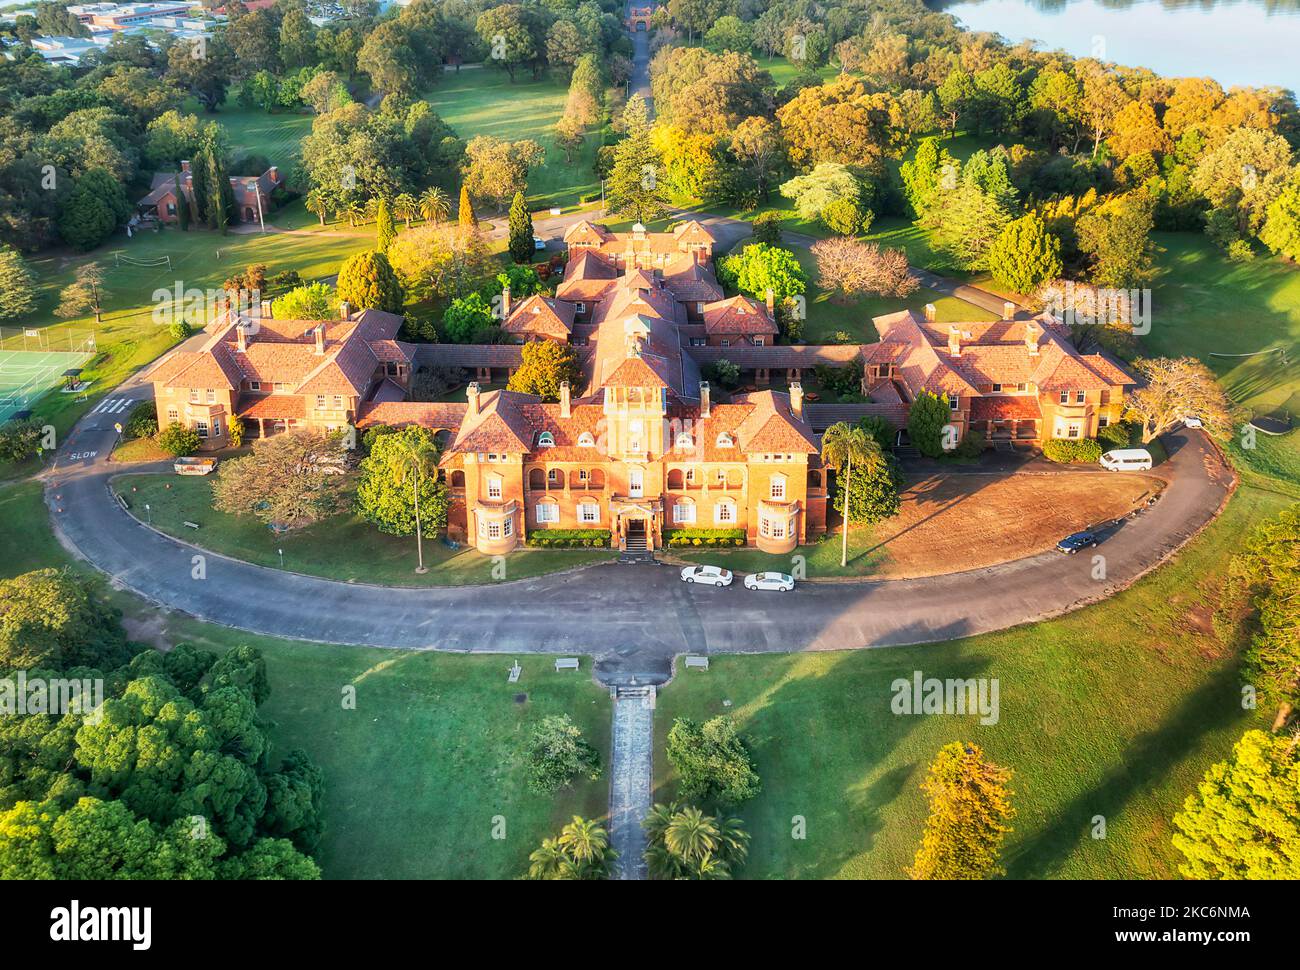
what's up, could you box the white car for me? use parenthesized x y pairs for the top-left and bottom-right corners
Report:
(744, 571), (795, 592)
(1183, 415), (1203, 428)
(680, 564), (733, 587)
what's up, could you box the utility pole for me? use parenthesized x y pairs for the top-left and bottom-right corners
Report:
(413, 459), (427, 574)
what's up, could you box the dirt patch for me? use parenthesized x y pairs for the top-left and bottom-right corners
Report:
(863, 472), (1159, 579)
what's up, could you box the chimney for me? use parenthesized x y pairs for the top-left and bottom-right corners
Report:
(948, 325), (962, 357)
(502, 284), (511, 319)
(467, 381), (480, 418)
(1025, 321), (1040, 356)
(314, 325), (325, 355)
(765, 288), (775, 314)
(559, 380), (571, 419)
(180, 159), (191, 173)
(924, 303), (937, 322)
(340, 300), (351, 321)
(699, 381), (710, 419)
(236, 323), (249, 353)
(790, 381), (803, 420)
(260, 299), (272, 319)
(268, 165), (278, 184)
(1003, 300), (1017, 319)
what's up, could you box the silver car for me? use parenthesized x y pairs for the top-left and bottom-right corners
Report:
(744, 571), (795, 592)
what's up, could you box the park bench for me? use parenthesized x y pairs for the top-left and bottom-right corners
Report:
(554, 658), (579, 672)
(115, 493), (130, 511)
(183, 521), (200, 530)
(508, 662), (522, 683)
(684, 655), (709, 670)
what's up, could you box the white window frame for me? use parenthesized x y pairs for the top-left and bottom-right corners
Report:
(716, 433), (733, 448)
(196, 420), (209, 439)
(770, 474), (786, 500)
(673, 501), (696, 524)
(487, 477), (502, 500)
(580, 502), (599, 523)
(537, 431), (555, 448)
(715, 500), (736, 524)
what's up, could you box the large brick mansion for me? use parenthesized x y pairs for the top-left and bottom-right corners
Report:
(154, 219), (1134, 556)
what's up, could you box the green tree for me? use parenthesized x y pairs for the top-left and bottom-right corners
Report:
(834, 431), (902, 526)
(374, 196), (397, 252)
(664, 716), (761, 807)
(1233, 506), (1300, 729)
(507, 190), (534, 264)
(0, 568), (133, 670)
(55, 263), (109, 325)
(820, 422), (883, 567)
(1172, 730), (1300, 879)
(605, 95), (668, 224)
(717, 243), (807, 303)
(0, 245), (36, 321)
(392, 192), (418, 229)
(57, 168), (129, 251)
(420, 185), (451, 224)
(354, 426), (449, 572)
(212, 431), (347, 527)
(272, 282), (335, 320)
(907, 389), (951, 459)
(1077, 190), (1158, 288)
(986, 213), (1064, 294)
(526, 715), (602, 794)
(922, 149), (1019, 271)
(1261, 168), (1300, 261)
(907, 742), (1015, 880)
(337, 251), (404, 313)
(442, 292), (496, 343)
(506, 338), (581, 401)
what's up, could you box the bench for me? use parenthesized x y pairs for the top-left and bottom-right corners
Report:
(183, 521), (200, 530)
(684, 655), (709, 670)
(508, 662), (522, 683)
(554, 658), (579, 672)
(115, 493), (130, 511)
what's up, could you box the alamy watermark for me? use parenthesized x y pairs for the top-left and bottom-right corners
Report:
(0, 672), (104, 724)
(890, 670), (1000, 726)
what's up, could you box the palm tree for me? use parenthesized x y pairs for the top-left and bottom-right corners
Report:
(304, 188), (329, 227)
(558, 816), (608, 865)
(341, 199), (365, 228)
(526, 838), (571, 880)
(664, 805), (719, 862)
(419, 185), (451, 224)
(820, 422), (885, 568)
(382, 432), (439, 573)
(393, 192), (418, 229)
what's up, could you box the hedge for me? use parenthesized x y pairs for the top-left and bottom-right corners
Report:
(526, 529), (611, 548)
(664, 528), (746, 547)
(1042, 438), (1104, 464)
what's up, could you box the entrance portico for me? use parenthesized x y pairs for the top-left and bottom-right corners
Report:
(611, 497), (661, 552)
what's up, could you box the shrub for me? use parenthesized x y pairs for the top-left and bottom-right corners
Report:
(953, 429), (984, 459)
(168, 320), (195, 341)
(1042, 438), (1104, 464)
(524, 529), (611, 548)
(1097, 422), (1130, 448)
(0, 418), (44, 463)
(156, 422), (200, 457)
(124, 401), (158, 439)
(664, 528), (746, 547)
(665, 716), (761, 807)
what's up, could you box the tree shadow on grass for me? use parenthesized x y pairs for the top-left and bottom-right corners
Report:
(1003, 659), (1245, 880)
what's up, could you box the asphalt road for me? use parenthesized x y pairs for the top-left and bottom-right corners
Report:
(46, 406), (1232, 683)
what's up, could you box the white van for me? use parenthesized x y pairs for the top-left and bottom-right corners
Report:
(1100, 448), (1153, 471)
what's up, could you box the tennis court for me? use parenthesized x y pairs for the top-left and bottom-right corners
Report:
(0, 349), (94, 423)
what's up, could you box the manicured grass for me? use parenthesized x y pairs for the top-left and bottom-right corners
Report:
(215, 106), (315, 163)
(425, 68), (601, 210)
(2, 478), (612, 880)
(657, 483), (1283, 879)
(754, 55), (839, 87)
(114, 472), (616, 586)
(110, 436), (171, 463)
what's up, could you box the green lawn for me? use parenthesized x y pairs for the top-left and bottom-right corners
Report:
(114, 472), (615, 586)
(755, 55), (840, 87)
(1, 478), (611, 880)
(215, 106), (315, 163)
(425, 68), (601, 210)
(657, 483), (1283, 879)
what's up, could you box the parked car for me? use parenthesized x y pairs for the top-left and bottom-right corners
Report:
(680, 564), (733, 587)
(1099, 448), (1153, 471)
(1182, 415), (1203, 428)
(533, 235), (547, 251)
(744, 571), (795, 592)
(1056, 531), (1098, 554)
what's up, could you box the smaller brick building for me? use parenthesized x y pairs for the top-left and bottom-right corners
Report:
(138, 160), (284, 228)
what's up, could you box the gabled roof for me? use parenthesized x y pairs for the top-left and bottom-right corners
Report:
(731, 390), (819, 454)
(447, 389), (540, 454)
(504, 295), (576, 339)
(702, 296), (778, 335)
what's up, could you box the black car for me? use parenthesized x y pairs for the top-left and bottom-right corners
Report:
(1056, 531), (1098, 554)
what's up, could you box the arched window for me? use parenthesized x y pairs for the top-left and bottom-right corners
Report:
(528, 468), (545, 490)
(450, 470), (465, 489)
(770, 473), (787, 500)
(577, 432), (595, 447)
(714, 499), (736, 524)
(807, 469), (822, 489)
(537, 431), (555, 448)
(716, 432), (734, 448)
(667, 468), (684, 489)
(675, 431), (694, 450)
(548, 468), (562, 486)
(672, 497), (696, 524)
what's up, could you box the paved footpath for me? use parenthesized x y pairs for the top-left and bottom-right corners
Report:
(608, 687), (654, 879)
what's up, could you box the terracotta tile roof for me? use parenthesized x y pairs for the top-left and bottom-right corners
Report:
(673, 220), (718, 245)
(702, 296), (778, 336)
(731, 390), (819, 453)
(968, 396), (1043, 422)
(804, 403), (908, 432)
(237, 394), (306, 420)
(413, 344), (526, 368)
(661, 256), (723, 303)
(686, 345), (865, 368)
(367, 339), (416, 364)
(563, 220), (614, 245)
(503, 296), (575, 339)
(356, 401), (467, 430)
(449, 389), (540, 454)
(603, 354), (674, 389)
(516, 402), (607, 461)
(368, 378), (407, 404)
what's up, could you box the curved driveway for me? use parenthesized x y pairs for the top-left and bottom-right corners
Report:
(45, 399), (1234, 680)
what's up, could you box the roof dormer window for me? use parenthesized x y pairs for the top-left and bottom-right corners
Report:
(578, 432), (595, 447)
(716, 432), (734, 448)
(537, 431), (555, 448)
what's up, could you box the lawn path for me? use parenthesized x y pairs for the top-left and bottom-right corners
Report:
(609, 686), (654, 879)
